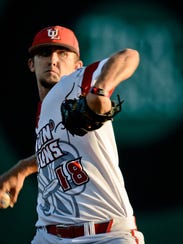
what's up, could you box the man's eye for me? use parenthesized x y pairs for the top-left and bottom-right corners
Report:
(38, 50), (52, 57)
(59, 51), (67, 57)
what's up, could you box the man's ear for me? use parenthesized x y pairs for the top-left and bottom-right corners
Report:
(28, 58), (35, 72)
(75, 60), (83, 69)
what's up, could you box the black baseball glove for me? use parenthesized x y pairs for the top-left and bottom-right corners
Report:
(61, 95), (124, 136)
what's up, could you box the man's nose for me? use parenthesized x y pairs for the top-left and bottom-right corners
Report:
(49, 52), (59, 64)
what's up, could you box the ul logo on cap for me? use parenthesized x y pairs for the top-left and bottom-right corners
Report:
(47, 28), (60, 40)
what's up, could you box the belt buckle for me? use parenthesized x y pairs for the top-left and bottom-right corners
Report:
(55, 224), (69, 237)
(56, 223), (84, 238)
(56, 223), (69, 228)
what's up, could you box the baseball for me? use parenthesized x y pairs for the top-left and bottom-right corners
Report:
(0, 192), (11, 209)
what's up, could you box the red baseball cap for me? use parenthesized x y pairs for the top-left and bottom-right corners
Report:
(28, 25), (80, 56)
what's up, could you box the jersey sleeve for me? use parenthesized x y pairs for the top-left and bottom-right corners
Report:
(81, 58), (109, 96)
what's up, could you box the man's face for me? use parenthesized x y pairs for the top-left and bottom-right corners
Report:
(29, 46), (82, 89)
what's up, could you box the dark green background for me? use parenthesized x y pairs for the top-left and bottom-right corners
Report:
(0, 0), (183, 243)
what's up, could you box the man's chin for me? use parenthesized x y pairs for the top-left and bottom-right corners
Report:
(40, 80), (56, 89)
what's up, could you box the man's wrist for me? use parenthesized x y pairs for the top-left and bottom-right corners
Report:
(89, 86), (110, 97)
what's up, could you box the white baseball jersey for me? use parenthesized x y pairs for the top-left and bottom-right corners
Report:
(35, 57), (134, 227)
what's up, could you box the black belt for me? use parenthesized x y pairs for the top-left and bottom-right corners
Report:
(43, 220), (113, 238)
